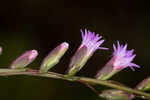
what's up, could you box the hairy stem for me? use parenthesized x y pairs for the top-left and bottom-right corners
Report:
(0, 68), (150, 98)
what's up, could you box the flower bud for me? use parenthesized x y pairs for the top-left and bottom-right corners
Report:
(0, 47), (2, 55)
(66, 45), (88, 76)
(99, 89), (134, 100)
(40, 42), (69, 73)
(95, 57), (119, 80)
(136, 76), (150, 91)
(10, 50), (38, 69)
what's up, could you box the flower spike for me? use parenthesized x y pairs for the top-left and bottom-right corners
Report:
(67, 29), (108, 76)
(96, 41), (140, 80)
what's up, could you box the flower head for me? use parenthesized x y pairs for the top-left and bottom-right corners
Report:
(113, 41), (140, 71)
(80, 29), (108, 56)
(67, 29), (108, 76)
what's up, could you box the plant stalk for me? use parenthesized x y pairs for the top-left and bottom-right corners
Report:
(0, 68), (149, 98)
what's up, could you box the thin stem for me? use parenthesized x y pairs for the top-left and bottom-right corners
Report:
(80, 77), (150, 98)
(78, 80), (100, 95)
(0, 68), (150, 98)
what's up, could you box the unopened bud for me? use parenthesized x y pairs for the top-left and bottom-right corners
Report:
(99, 89), (134, 100)
(10, 50), (38, 69)
(96, 57), (119, 80)
(0, 47), (2, 55)
(136, 76), (150, 91)
(40, 42), (69, 73)
(66, 46), (88, 76)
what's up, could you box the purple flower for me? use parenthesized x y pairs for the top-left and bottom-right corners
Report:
(113, 41), (140, 71)
(80, 29), (108, 56)
(67, 29), (108, 76)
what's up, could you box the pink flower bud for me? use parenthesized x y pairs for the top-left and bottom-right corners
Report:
(0, 47), (2, 55)
(10, 50), (38, 69)
(40, 42), (69, 73)
(136, 76), (150, 91)
(99, 89), (134, 100)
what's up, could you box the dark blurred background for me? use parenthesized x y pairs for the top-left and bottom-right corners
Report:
(0, 0), (150, 100)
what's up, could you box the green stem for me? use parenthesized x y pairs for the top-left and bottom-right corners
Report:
(0, 68), (150, 98)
